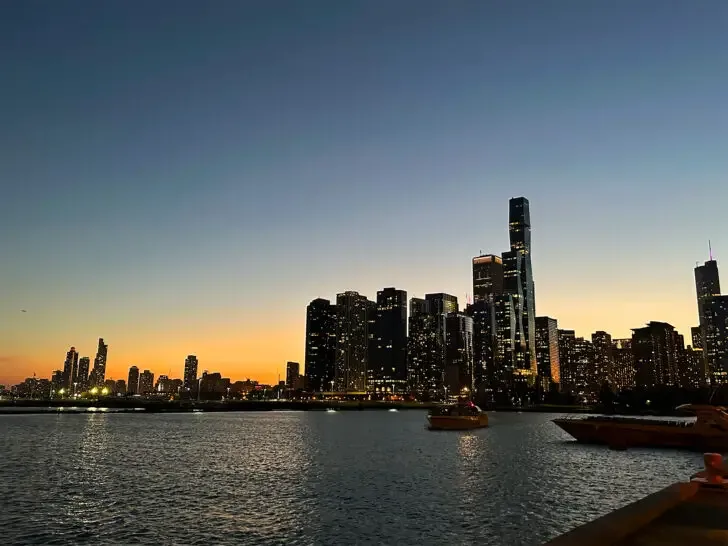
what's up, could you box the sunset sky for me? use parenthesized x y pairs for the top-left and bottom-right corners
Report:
(2, 1), (728, 386)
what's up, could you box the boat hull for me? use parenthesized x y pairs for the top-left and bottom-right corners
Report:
(427, 414), (489, 430)
(553, 418), (728, 452)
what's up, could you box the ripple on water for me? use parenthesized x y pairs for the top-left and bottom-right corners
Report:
(0, 411), (703, 545)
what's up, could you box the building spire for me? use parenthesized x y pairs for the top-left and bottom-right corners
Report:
(709, 239), (713, 261)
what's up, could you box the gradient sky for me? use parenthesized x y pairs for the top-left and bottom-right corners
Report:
(2, 0), (728, 386)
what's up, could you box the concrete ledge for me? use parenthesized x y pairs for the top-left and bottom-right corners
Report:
(543, 482), (699, 546)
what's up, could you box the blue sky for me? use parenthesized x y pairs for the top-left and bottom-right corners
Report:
(1, 0), (727, 382)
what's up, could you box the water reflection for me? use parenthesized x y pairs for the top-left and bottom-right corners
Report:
(0, 410), (705, 546)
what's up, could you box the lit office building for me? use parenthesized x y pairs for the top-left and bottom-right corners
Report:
(535, 316), (560, 391)
(334, 291), (372, 392)
(407, 300), (445, 397)
(632, 322), (681, 389)
(704, 295), (728, 385)
(139, 370), (154, 394)
(472, 254), (504, 302)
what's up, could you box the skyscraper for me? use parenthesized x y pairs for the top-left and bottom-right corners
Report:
(704, 295), (728, 384)
(407, 299), (445, 397)
(369, 287), (408, 394)
(591, 331), (613, 390)
(184, 355), (198, 390)
(127, 366), (140, 395)
(286, 361), (300, 389)
(632, 322), (681, 389)
(504, 196), (537, 376)
(62, 347), (79, 389)
(695, 259), (720, 372)
(535, 316), (560, 391)
(444, 313), (474, 396)
(465, 300), (496, 393)
(139, 370), (154, 394)
(304, 298), (337, 392)
(425, 293), (459, 315)
(492, 294), (517, 389)
(91, 338), (108, 387)
(472, 254), (504, 302)
(77, 357), (90, 391)
(334, 291), (371, 392)
(611, 339), (635, 391)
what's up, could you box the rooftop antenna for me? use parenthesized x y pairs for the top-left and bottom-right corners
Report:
(709, 240), (713, 261)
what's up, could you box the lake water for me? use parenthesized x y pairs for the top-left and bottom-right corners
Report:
(0, 410), (703, 545)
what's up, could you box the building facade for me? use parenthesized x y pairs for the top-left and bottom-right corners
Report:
(535, 316), (560, 391)
(444, 313), (474, 396)
(91, 338), (108, 387)
(407, 300), (445, 397)
(286, 361), (300, 389)
(127, 366), (140, 395)
(334, 291), (371, 392)
(62, 347), (79, 389)
(184, 355), (198, 390)
(368, 288), (408, 394)
(304, 298), (337, 392)
(139, 370), (154, 394)
(472, 254), (504, 302)
(632, 322), (681, 389)
(704, 295), (728, 384)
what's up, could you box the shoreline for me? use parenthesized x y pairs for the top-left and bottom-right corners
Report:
(0, 399), (650, 415)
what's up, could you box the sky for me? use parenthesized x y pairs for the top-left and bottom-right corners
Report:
(1, 0), (728, 386)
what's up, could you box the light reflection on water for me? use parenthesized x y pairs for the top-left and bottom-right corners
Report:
(0, 411), (703, 545)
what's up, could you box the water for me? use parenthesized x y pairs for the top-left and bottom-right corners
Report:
(0, 411), (703, 545)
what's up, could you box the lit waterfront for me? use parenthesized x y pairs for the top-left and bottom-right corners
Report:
(0, 411), (701, 545)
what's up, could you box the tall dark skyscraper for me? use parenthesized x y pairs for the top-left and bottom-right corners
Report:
(535, 316), (560, 391)
(632, 322), (681, 389)
(305, 298), (337, 392)
(472, 255), (504, 302)
(184, 355), (198, 390)
(62, 347), (79, 389)
(127, 366), (140, 395)
(286, 361), (300, 389)
(139, 369), (154, 394)
(369, 287), (408, 394)
(492, 294), (518, 389)
(91, 338), (108, 387)
(77, 357), (90, 390)
(444, 313), (474, 396)
(407, 299), (445, 397)
(704, 295), (728, 384)
(695, 259), (720, 373)
(465, 300), (496, 394)
(504, 196), (537, 376)
(334, 291), (371, 392)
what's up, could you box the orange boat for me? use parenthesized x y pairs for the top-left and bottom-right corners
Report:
(553, 404), (728, 452)
(427, 400), (489, 430)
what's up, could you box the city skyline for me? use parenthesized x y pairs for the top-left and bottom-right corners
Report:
(5, 199), (721, 389)
(3, 1), (728, 385)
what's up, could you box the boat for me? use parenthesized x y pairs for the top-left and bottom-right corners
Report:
(427, 400), (489, 430)
(553, 404), (728, 452)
